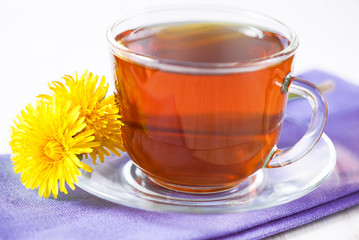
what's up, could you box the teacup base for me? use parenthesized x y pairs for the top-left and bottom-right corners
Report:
(131, 165), (263, 195)
(147, 177), (245, 194)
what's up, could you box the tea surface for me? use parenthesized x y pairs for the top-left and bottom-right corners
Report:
(113, 22), (293, 190)
(116, 22), (289, 64)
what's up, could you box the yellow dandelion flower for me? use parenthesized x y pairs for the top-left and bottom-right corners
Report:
(39, 71), (124, 164)
(10, 97), (99, 198)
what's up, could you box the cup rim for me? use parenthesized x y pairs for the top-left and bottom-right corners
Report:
(106, 5), (299, 74)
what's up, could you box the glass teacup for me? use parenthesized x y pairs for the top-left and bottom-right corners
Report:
(106, 6), (327, 194)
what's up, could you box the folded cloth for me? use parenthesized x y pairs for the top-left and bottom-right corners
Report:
(1, 70), (359, 240)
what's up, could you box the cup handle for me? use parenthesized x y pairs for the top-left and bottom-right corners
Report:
(265, 73), (328, 168)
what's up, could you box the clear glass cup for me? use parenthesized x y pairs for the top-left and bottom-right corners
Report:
(106, 5), (328, 194)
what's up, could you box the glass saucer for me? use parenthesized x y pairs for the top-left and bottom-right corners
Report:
(76, 117), (336, 214)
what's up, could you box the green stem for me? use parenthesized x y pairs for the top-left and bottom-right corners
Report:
(288, 80), (334, 100)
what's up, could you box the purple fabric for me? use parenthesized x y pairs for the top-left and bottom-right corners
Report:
(1, 70), (359, 240)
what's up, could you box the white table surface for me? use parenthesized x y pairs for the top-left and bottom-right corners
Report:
(1, 0), (359, 239)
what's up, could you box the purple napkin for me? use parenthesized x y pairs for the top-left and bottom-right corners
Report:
(1, 70), (359, 240)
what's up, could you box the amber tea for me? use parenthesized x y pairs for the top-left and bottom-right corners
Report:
(113, 22), (293, 191)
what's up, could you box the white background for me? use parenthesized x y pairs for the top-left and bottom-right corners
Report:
(1, 0), (359, 238)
